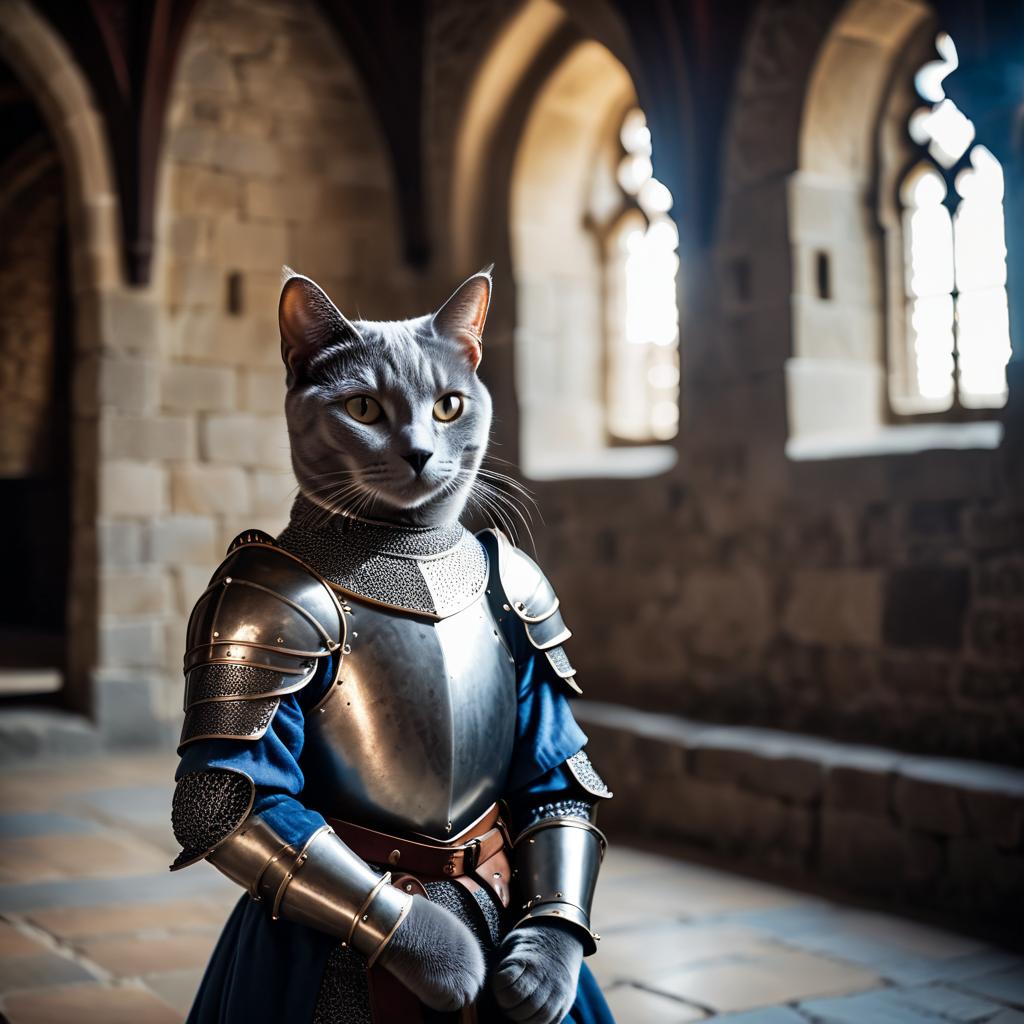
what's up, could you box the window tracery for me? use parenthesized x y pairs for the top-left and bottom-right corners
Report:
(894, 33), (1010, 415)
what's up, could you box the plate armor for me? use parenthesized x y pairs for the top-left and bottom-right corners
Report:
(172, 501), (609, 974)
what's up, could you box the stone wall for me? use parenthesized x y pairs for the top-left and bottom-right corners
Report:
(423, 0), (1024, 767)
(579, 701), (1024, 927)
(89, 0), (414, 731)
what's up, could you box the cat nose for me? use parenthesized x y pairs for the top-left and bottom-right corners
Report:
(403, 449), (433, 476)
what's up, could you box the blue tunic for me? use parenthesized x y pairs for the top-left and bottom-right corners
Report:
(177, 585), (614, 1024)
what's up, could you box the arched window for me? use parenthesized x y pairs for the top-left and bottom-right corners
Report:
(511, 42), (679, 479)
(891, 33), (1011, 416)
(600, 109), (680, 443)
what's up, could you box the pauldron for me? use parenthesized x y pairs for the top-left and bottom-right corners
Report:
(178, 530), (345, 750)
(478, 528), (581, 694)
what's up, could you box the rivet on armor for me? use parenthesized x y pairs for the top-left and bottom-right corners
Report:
(342, 644), (352, 654)
(405, 884), (413, 892)
(213, 631), (220, 638)
(388, 849), (401, 865)
(503, 603), (511, 611)
(445, 821), (452, 833)
(225, 577), (232, 584)
(555, 891), (563, 898)
(493, 872), (501, 879)
(276, 637), (283, 644)
(352, 632), (358, 638)
(552, 910), (562, 916)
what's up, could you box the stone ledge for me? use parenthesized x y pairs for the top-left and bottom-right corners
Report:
(575, 700), (1024, 924)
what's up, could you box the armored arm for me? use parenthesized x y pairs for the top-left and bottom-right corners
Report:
(480, 529), (612, 954)
(170, 532), (411, 964)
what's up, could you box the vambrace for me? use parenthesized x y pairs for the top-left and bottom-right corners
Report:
(511, 748), (612, 955)
(170, 770), (410, 964)
(513, 816), (606, 955)
(208, 817), (411, 964)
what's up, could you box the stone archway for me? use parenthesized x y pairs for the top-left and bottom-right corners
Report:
(0, 0), (122, 719)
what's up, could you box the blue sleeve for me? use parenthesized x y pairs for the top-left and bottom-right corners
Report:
(175, 655), (338, 847)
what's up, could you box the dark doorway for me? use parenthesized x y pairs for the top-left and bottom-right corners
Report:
(0, 58), (73, 703)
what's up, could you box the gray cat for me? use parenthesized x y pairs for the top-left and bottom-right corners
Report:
(276, 270), (586, 1023)
(282, 268), (494, 531)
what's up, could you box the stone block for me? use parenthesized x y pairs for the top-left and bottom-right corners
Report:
(98, 568), (172, 616)
(98, 619), (165, 669)
(100, 413), (196, 461)
(678, 565), (773, 662)
(165, 261), (228, 311)
(95, 355), (160, 414)
(96, 519), (145, 567)
(202, 413), (291, 469)
(823, 758), (896, 818)
(171, 463), (251, 516)
(945, 838), (1024, 916)
(820, 809), (912, 895)
(783, 570), (882, 647)
(170, 164), (242, 217)
(146, 516), (218, 566)
(251, 468), (295, 516)
(161, 363), (237, 413)
(92, 672), (170, 747)
(174, 565), (216, 614)
(239, 367), (284, 413)
(893, 773), (966, 837)
(98, 461), (167, 518)
(98, 290), (160, 354)
(970, 609), (1024, 666)
(965, 503), (1024, 552)
(214, 219), (288, 271)
(171, 311), (280, 367)
(882, 567), (970, 650)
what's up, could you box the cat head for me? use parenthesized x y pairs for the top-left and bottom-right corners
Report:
(280, 269), (493, 527)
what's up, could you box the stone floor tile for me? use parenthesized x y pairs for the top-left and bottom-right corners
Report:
(75, 931), (219, 976)
(954, 967), (1024, 1009)
(144, 967), (204, 1015)
(28, 898), (229, 940)
(0, 920), (48, 957)
(590, 922), (774, 987)
(0, 813), (102, 839)
(712, 1009), (810, 1023)
(887, 984), (1003, 1022)
(649, 948), (879, 1013)
(799, 988), (948, 1023)
(602, 983), (706, 1022)
(0, 865), (236, 914)
(0, 833), (170, 883)
(74, 785), (174, 829)
(4, 982), (182, 1024)
(0, 951), (96, 994)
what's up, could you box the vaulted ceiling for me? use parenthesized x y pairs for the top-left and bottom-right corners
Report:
(30, 0), (1024, 286)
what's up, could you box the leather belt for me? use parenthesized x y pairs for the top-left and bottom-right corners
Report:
(325, 803), (511, 908)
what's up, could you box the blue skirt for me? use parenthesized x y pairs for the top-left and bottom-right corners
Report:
(189, 894), (614, 1024)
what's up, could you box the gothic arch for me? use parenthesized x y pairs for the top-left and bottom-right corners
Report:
(0, 0), (123, 715)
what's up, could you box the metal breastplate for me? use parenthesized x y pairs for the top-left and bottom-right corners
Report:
(279, 500), (518, 840)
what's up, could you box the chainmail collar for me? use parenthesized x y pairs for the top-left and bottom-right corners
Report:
(276, 496), (489, 619)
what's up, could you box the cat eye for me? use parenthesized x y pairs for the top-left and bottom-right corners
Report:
(433, 394), (464, 422)
(344, 395), (383, 424)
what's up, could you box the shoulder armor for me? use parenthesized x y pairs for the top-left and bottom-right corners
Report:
(179, 532), (346, 750)
(478, 529), (580, 693)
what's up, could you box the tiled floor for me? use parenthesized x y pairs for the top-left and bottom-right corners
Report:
(1, 751), (1022, 1023)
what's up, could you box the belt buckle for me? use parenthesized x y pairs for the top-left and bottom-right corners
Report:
(463, 837), (482, 872)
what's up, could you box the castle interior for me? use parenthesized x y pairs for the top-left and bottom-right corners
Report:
(0, 0), (1022, 1020)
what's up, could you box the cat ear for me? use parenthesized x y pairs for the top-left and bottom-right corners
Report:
(279, 269), (360, 381)
(432, 268), (492, 371)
